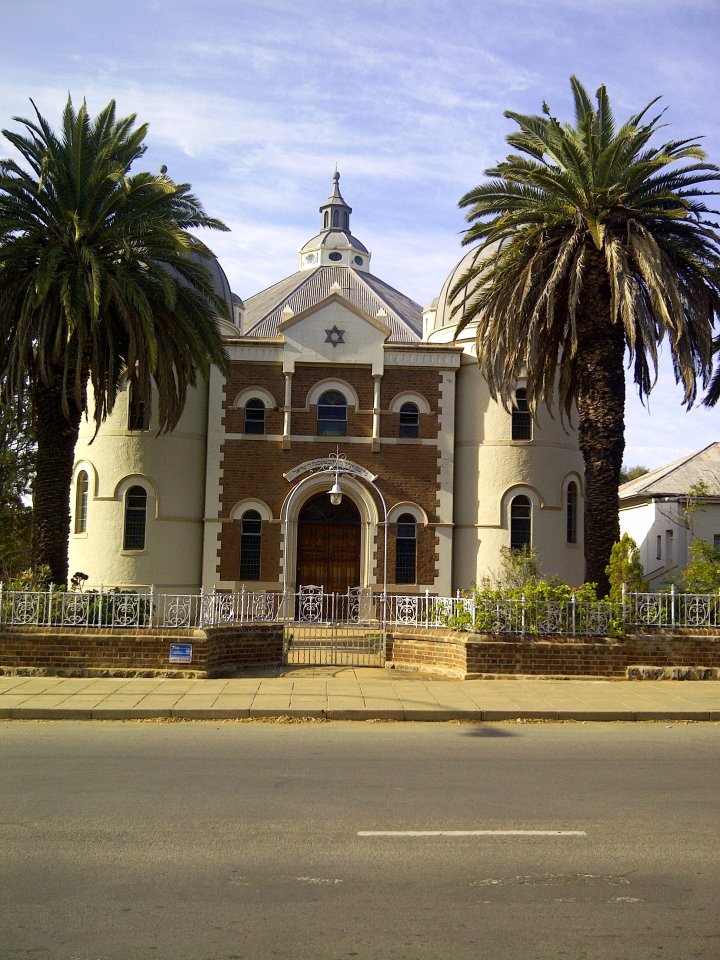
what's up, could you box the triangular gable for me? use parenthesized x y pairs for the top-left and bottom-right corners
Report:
(277, 290), (392, 337)
(277, 291), (393, 374)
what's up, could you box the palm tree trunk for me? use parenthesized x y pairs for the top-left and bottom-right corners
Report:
(575, 254), (625, 597)
(32, 376), (82, 585)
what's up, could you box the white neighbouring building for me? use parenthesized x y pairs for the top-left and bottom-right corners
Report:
(68, 173), (586, 595)
(619, 442), (720, 585)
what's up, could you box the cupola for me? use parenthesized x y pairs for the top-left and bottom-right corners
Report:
(298, 171), (371, 272)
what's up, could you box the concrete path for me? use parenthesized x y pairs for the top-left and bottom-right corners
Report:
(0, 668), (718, 720)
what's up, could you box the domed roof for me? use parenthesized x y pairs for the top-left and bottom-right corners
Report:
(190, 251), (234, 319)
(431, 244), (497, 337)
(300, 230), (369, 255)
(239, 172), (423, 342)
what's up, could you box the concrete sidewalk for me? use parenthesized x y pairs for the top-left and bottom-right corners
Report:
(1, 668), (719, 721)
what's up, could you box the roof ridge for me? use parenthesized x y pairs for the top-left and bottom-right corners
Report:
(243, 268), (321, 335)
(621, 441), (720, 495)
(358, 271), (422, 337)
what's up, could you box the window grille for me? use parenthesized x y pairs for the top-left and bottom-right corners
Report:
(512, 388), (532, 441)
(75, 471), (89, 534)
(395, 513), (417, 584)
(240, 510), (262, 580)
(123, 486), (147, 550)
(399, 402), (420, 438)
(244, 398), (265, 434)
(317, 390), (347, 437)
(127, 382), (150, 431)
(566, 482), (577, 544)
(510, 495), (531, 550)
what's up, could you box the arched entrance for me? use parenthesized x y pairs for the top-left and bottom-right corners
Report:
(296, 491), (361, 592)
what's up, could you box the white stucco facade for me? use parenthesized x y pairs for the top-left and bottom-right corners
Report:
(619, 443), (720, 584)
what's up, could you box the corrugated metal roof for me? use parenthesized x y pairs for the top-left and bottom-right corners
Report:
(242, 266), (422, 342)
(619, 442), (720, 498)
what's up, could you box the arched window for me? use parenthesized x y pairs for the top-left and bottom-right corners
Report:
(512, 388), (532, 441)
(317, 390), (347, 436)
(323, 211), (329, 229)
(127, 381), (150, 432)
(395, 513), (417, 584)
(332, 209), (339, 227)
(343, 212), (349, 229)
(399, 402), (419, 439)
(510, 495), (531, 550)
(75, 471), (89, 534)
(244, 398), (265, 435)
(566, 482), (578, 544)
(240, 510), (262, 580)
(123, 486), (147, 550)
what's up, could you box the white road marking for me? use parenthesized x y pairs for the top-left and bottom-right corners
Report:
(357, 829), (586, 837)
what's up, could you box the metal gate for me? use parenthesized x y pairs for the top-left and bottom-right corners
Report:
(283, 586), (385, 667)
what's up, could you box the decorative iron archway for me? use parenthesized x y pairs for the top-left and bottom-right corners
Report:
(280, 451), (388, 598)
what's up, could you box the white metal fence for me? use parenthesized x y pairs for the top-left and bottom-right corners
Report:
(1, 584), (719, 635)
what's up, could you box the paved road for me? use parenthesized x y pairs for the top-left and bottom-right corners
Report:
(1, 720), (719, 959)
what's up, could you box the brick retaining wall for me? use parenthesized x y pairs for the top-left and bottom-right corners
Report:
(1, 625), (718, 679)
(387, 628), (720, 678)
(0, 624), (283, 678)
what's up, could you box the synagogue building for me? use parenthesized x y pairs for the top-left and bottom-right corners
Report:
(69, 173), (585, 595)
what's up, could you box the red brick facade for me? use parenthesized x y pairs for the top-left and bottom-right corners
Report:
(216, 357), (446, 591)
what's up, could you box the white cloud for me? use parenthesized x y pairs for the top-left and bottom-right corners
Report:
(2, 0), (717, 469)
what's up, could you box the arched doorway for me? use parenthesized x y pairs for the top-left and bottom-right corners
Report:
(296, 491), (361, 592)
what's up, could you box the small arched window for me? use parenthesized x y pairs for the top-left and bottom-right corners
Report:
(127, 381), (150, 432)
(240, 510), (262, 580)
(317, 390), (347, 436)
(510, 495), (531, 551)
(244, 398), (265, 435)
(566, 482), (578, 544)
(75, 471), (89, 534)
(343, 212), (349, 229)
(512, 388), (532, 441)
(123, 486), (147, 551)
(395, 513), (417, 585)
(323, 211), (329, 229)
(399, 402), (420, 439)
(332, 209), (339, 227)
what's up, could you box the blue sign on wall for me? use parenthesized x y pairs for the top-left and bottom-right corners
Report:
(169, 642), (193, 664)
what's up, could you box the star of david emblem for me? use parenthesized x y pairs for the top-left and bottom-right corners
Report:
(324, 325), (345, 348)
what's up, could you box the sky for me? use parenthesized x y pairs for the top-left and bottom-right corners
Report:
(2, 0), (719, 469)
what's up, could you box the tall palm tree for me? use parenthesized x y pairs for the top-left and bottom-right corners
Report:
(0, 97), (229, 585)
(453, 77), (720, 595)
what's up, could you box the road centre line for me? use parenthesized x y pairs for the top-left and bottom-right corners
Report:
(357, 830), (587, 837)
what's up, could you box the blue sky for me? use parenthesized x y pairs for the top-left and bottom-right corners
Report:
(2, 0), (719, 469)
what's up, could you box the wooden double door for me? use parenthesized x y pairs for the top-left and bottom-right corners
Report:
(296, 492), (361, 593)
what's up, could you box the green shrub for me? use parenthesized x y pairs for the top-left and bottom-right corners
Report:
(605, 534), (647, 602)
(676, 539), (720, 593)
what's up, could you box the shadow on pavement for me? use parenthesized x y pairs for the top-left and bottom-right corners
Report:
(462, 725), (518, 737)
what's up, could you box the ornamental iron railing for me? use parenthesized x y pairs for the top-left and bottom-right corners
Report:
(1, 584), (719, 635)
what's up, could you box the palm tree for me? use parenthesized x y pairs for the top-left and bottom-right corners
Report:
(0, 97), (229, 585)
(453, 77), (720, 595)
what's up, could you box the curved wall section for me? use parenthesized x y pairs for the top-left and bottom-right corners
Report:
(68, 379), (210, 592)
(452, 356), (586, 587)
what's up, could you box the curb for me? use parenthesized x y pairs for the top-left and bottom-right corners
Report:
(2, 707), (718, 721)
